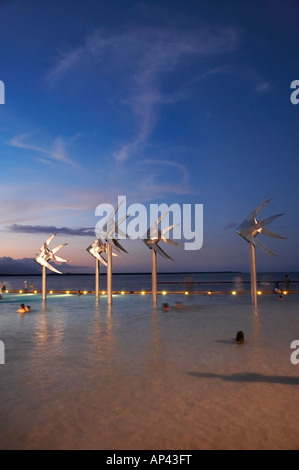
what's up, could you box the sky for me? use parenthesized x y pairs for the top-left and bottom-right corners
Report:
(0, 0), (298, 273)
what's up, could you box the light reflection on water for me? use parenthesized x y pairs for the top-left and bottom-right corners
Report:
(0, 294), (299, 449)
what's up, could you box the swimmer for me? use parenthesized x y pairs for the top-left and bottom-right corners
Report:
(175, 301), (183, 310)
(235, 331), (245, 344)
(25, 306), (31, 312)
(162, 303), (171, 311)
(278, 295), (283, 301)
(17, 303), (27, 313)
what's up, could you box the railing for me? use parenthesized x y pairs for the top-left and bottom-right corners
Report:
(1, 280), (298, 296)
(157, 280), (299, 294)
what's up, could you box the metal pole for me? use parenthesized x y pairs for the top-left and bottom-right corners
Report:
(152, 249), (157, 305)
(250, 242), (257, 307)
(107, 243), (112, 305)
(95, 258), (100, 299)
(42, 265), (47, 301)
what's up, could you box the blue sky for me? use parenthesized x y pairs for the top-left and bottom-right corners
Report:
(0, 0), (298, 273)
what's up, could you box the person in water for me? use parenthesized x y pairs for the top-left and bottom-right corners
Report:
(162, 303), (171, 311)
(235, 331), (245, 344)
(17, 304), (27, 313)
(25, 306), (31, 312)
(175, 301), (183, 310)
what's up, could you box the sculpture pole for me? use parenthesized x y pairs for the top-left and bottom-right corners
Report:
(250, 243), (257, 307)
(107, 243), (113, 305)
(236, 199), (285, 307)
(152, 249), (157, 305)
(95, 258), (100, 299)
(42, 265), (47, 301)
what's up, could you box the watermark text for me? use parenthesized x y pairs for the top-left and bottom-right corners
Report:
(290, 80), (299, 105)
(0, 80), (5, 104)
(95, 196), (203, 251)
(290, 340), (299, 365)
(0, 340), (5, 365)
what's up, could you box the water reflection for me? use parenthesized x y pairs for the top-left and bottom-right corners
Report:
(147, 307), (168, 375)
(35, 312), (49, 346)
(87, 302), (116, 371)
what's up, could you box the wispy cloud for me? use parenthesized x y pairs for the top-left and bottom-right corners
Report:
(8, 133), (80, 168)
(138, 159), (191, 196)
(47, 27), (238, 162)
(255, 82), (272, 94)
(8, 224), (95, 237)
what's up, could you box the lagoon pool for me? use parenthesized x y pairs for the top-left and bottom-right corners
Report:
(0, 293), (299, 449)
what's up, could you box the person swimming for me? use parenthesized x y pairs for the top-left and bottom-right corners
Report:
(17, 304), (27, 313)
(235, 331), (245, 344)
(162, 303), (171, 311)
(175, 301), (183, 310)
(17, 304), (31, 313)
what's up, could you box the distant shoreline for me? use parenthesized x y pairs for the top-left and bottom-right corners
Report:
(0, 271), (297, 277)
(0, 271), (242, 276)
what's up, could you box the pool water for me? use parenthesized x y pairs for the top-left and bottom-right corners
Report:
(0, 293), (299, 449)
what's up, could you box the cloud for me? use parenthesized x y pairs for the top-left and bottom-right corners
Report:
(8, 133), (79, 168)
(8, 224), (95, 237)
(138, 159), (191, 196)
(255, 82), (272, 94)
(47, 27), (238, 162)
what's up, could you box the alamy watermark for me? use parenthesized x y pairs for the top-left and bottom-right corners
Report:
(0, 340), (4, 365)
(290, 340), (299, 365)
(290, 80), (299, 105)
(95, 196), (203, 251)
(0, 80), (5, 104)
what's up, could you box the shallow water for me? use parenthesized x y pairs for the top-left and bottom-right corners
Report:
(0, 293), (299, 449)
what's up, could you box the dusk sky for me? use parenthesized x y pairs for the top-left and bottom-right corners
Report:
(0, 0), (298, 273)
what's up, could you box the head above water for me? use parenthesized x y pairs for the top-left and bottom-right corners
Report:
(236, 331), (244, 342)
